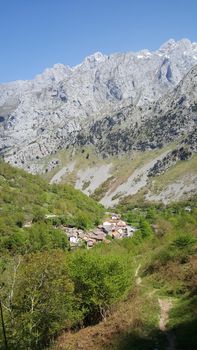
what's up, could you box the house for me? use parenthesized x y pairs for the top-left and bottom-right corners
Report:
(87, 239), (95, 248)
(103, 221), (113, 227)
(96, 233), (106, 241)
(112, 231), (121, 239)
(117, 228), (124, 236)
(184, 206), (192, 212)
(69, 235), (79, 244)
(78, 231), (85, 239)
(126, 225), (137, 235)
(116, 220), (127, 227)
(89, 233), (99, 240)
(90, 233), (105, 242)
(106, 212), (121, 220)
(102, 221), (116, 233)
(67, 230), (79, 245)
(111, 213), (121, 220)
(91, 228), (106, 236)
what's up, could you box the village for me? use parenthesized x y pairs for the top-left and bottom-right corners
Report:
(22, 205), (193, 250)
(22, 212), (138, 249)
(60, 213), (138, 249)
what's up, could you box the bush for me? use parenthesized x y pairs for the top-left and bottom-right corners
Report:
(139, 218), (153, 238)
(69, 251), (131, 324)
(2, 251), (79, 350)
(171, 234), (196, 250)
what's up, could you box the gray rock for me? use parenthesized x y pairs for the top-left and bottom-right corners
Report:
(0, 38), (197, 173)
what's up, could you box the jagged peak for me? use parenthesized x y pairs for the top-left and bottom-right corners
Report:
(86, 51), (105, 61)
(72, 51), (107, 71)
(136, 49), (152, 58)
(158, 38), (177, 51)
(34, 63), (71, 84)
(52, 63), (71, 71)
(158, 38), (194, 53)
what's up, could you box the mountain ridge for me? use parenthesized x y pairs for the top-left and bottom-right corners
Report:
(0, 38), (197, 206)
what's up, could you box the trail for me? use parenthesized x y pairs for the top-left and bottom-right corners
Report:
(135, 263), (142, 285)
(135, 264), (176, 350)
(158, 298), (176, 350)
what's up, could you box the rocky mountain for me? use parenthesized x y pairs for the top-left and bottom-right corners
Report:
(77, 64), (197, 155)
(0, 39), (197, 206)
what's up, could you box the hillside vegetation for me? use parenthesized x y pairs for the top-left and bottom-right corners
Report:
(0, 162), (131, 350)
(0, 160), (104, 254)
(0, 161), (196, 350)
(52, 199), (197, 350)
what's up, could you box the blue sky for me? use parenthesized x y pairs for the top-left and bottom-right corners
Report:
(0, 0), (196, 82)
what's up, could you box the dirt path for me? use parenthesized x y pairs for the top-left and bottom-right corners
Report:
(158, 298), (176, 350)
(135, 263), (142, 285)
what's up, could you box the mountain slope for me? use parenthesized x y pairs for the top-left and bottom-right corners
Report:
(0, 160), (104, 253)
(42, 65), (197, 206)
(0, 39), (197, 172)
(0, 39), (197, 206)
(75, 64), (197, 154)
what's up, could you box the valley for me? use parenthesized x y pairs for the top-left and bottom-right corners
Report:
(0, 37), (197, 350)
(51, 198), (197, 350)
(0, 161), (196, 350)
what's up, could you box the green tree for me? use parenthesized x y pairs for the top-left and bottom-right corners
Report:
(139, 218), (153, 238)
(70, 251), (131, 324)
(3, 251), (79, 349)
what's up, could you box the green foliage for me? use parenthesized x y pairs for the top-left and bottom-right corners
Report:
(69, 250), (131, 324)
(1, 160), (197, 350)
(171, 233), (196, 250)
(0, 248), (133, 349)
(0, 160), (105, 348)
(0, 161), (104, 255)
(27, 223), (69, 251)
(139, 218), (153, 238)
(1, 250), (79, 350)
(145, 207), (157, 222)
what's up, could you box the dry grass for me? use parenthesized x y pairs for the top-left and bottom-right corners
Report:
(150, 154), (197, 193)
(51, 288), (144, 350)
(51, 280), (161, 350)
(43, 143), (177, 189)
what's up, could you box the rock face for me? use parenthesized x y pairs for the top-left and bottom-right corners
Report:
(79, 64), (197, 157)
(0, 38), (197, 171)
(0, 39), (197, 205)
(147, 147), (193, 177)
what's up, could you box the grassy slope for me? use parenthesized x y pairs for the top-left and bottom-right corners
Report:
(42, 143), (185, 201)
(117, 153), (197, 207)
(52, 200), (197, 350)
(41, 143), (197, 206)
(0, 160), (104, 254)
(149, 153), (197, 193)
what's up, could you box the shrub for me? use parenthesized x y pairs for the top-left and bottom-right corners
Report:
(2, 251), (79, 350)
